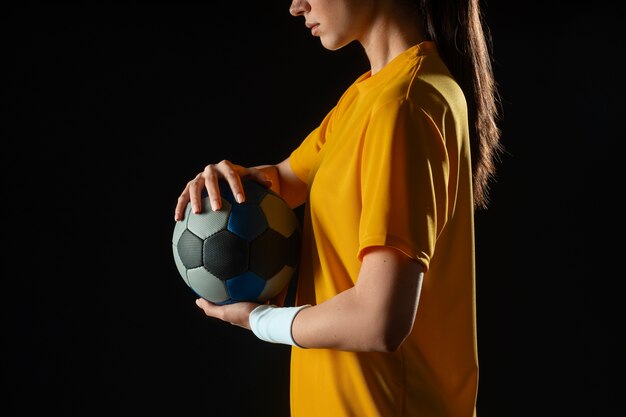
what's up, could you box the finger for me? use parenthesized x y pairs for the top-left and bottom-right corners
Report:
(195, 298), (219, 317)
(217, 160), (245, 204)
(174, 184), (191, 221)
(202, 165), (223, 211)
(189, 173), (208, 214)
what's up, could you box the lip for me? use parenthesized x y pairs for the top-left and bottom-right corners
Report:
(306, 23), (319, 35)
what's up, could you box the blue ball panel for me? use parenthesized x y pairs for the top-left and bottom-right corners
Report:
(218, 181), (236, 204)
(226, 271), (266, 302)
(218, 177), (270, 205)
(228, 204), (267, 241)
(172, 176), (301, 304)
(241, 180), (269, 204)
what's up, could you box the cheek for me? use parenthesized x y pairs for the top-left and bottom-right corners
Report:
(317, 5), (354, 50)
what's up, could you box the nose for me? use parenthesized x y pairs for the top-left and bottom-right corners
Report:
(289, 0), (308, 16)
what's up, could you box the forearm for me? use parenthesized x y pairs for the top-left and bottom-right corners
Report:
(249, 289), (388, 351)
(248, 288), (385, 351)
(291, 248), (424, 352)
(291, 288), (393, 352)
(253, 159), (306, 208)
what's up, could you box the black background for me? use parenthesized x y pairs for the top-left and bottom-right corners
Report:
(2, 1), (624, 416)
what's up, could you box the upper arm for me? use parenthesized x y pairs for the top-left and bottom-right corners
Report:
(355, 246), (424, 349)
(292, 245), (424, 352)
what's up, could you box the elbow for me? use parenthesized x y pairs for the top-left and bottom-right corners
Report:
(364, 323), (412, 353)
(380, 329), (411, 353)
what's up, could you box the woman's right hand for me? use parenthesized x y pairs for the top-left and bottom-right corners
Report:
(174, 160), (273, 222)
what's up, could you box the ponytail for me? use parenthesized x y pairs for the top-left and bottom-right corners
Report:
(419, 0), (503, 210)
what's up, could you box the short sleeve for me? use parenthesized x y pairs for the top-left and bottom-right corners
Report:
(289, 107), (336, 184)
(358, 99), (451, 270)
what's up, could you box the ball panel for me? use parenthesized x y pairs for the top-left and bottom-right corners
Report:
(218, 178), (267, 205)
(225, 271), (266, 302)
(249, 228), (288, 279)
(219, 178), (277, 205)
(285, 230), (301, 267)
(187, 267), (229, 304)
(261, 193), (299, 238)
(203, 230), (249, 279)
(243, 180), (270, 204)
(176, 229), (204, 269)
(172, 203), (192, 244)
(217, 180), (236, 204)
(172, 177), (301, 304)
(172, 245), (191, 287)
(187, 198), (231, 239)
(227, 204), (267, 241)
(257, 265), (296, 302)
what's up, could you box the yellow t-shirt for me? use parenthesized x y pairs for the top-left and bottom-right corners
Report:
(289, 42), (478, 417)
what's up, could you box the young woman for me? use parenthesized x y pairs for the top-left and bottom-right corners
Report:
(174, 0), (502, 415)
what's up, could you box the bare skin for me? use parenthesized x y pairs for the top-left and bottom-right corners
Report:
(178, 0), (426, 352)
(185, 156), (424, 352)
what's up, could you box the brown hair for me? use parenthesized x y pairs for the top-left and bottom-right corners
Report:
(419, 0), (503, 210)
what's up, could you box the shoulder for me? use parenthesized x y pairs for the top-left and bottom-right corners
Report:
(374, 55), (466, 125)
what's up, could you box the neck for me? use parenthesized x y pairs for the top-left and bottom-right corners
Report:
(359, 7), (425, 75)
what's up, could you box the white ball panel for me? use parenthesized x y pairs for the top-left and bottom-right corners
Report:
(187, 267), (229, 304)
(172, 203), (193, 244)
(187, 198), (231, 239)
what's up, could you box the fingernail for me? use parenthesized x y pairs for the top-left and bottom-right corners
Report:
(236, 193), (244, 204)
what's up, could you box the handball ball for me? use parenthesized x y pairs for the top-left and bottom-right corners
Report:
(172, 178), (301, 305)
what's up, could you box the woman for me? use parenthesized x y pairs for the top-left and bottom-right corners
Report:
(174, 0), (502, 415)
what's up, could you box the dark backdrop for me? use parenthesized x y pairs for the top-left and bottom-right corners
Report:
(3, 2), (624, 416)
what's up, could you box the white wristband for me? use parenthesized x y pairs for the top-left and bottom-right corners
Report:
(249, 304), (311, 347)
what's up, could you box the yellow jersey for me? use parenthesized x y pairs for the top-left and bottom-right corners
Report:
(289, 41), (478, 417)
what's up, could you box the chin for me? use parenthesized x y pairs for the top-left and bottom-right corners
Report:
(320, 38), (350, 51)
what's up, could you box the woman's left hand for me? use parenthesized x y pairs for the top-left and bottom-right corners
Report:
(194, 298), (260, 330)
